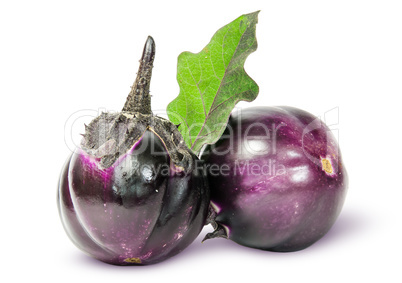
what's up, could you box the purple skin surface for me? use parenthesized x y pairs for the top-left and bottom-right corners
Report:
(202, 106), (348, 252)
(58, 130), (208, 265)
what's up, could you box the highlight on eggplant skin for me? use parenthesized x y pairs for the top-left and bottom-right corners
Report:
(202, 106), (348, 252)
(57, 36), (209, 265)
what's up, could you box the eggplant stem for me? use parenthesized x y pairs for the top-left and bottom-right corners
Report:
(122, 36), (155, 114)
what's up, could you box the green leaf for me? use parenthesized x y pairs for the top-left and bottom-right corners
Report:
(167, 11), (260, 155)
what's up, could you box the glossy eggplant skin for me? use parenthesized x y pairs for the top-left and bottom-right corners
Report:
(203, 106), (348, 252)
(58, 130), (209, 265)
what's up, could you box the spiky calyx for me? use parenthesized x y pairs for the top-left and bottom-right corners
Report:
(80, 36), (194, 172)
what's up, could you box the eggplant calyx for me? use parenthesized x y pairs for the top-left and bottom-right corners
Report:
(81, 113), (194, 171)
(80, 36), (195, 172)
(205, 203), (218, 225)
(202, 223), (229, 242)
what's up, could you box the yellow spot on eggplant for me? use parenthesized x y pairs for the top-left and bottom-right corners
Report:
(321, 158), (333, 174)
(124, 257), (142, 264)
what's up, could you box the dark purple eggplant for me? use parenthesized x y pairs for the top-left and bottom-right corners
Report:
(202, 106), (347, 252)
(58, 37), (209, 265)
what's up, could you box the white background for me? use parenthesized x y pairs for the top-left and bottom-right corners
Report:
(1, 0), (401, 282)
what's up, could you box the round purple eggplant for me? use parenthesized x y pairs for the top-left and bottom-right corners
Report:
(202, 106), (348, 252)
(58, 37), (209, 265)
